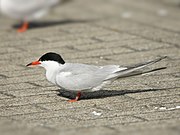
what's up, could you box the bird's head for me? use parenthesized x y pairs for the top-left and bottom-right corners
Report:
(26, 52), (65, 70)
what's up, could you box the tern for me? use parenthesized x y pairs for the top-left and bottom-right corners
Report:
(27, 52), (166, 102)
(0, 0), (70, 32)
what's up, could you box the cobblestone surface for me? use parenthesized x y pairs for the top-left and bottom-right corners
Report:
(0, 0), (180, 135)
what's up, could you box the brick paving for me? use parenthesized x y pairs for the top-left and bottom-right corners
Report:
(0, 0), (180, 135)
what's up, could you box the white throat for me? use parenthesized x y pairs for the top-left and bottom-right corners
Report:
(40, 61), (62, 84)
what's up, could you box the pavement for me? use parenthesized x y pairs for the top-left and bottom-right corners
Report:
(0, 0), (180, 135)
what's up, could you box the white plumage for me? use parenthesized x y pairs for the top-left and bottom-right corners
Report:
(0, 0), (60, 21)
(0, 0), (69, 32)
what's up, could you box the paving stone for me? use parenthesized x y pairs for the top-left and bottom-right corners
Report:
(4, 86), (58, 97)
(1, 69), (43, 78)
(38, 95), (134, 110)
(0, 94), (63, 107)
(135, 109), (180, 120)
(0, 83), (36, 92)
(50, 115), (142, 130)
(0, 74), (46, 85)
(0, 65), (26, 72)
(0, 118), (58, 135)
(98, 95), (180, 111)
(110, 118), (180, 135)
(0, 105), (44, 116)
(0, 93), (12, 99)
(58, 126), (118, 135)
(126, 88), (180, 99)
(0, 0), (179, 134)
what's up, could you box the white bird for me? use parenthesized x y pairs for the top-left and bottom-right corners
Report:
(0, 0), (70, 32)
(27, 52), (167, 102)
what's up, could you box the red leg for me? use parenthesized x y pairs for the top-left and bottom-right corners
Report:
(17, 22), (29, 33)
(68, 91), (81, 102)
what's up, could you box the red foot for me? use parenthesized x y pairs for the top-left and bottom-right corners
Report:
(17, 22), (29, 33)
(68, 91), (81, 102)
(68, 99), (78, 102)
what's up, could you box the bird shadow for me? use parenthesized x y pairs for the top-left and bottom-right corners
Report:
(12, 19), (92, 29)
(57, 87), (170, 100)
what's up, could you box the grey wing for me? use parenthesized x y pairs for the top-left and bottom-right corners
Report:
(56, 73), (105, 91)
(55, 64), (124, 91)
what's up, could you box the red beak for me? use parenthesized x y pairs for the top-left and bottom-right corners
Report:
(26, 61), (41, 66)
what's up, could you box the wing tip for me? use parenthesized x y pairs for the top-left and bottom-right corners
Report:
(154, 56), (168, 63)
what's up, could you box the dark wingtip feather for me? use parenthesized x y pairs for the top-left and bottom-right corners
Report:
(154, 56), (167, 62)
(112, 56), (167, 79)
(128, 56), (167, 69)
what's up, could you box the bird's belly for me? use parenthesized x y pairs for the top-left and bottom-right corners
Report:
(56, 82), (88, 92)
(1, 1), (22, 19)
(56, 78), (108, 92)
(55, 79), (92, 92)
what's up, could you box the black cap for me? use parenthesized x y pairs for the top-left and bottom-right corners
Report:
(39, 52), (65, 64)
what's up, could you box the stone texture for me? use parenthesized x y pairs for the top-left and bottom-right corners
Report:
(0, 0), (179, 135)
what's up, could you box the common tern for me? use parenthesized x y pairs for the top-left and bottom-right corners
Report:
(0, 0), (70, 32)
(27, 52), (167, 102)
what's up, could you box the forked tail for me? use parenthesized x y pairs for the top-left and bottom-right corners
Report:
(108, 56), (167, 80)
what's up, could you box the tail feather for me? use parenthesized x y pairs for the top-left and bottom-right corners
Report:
(105, 56), (167, 80)
(117, 67), (167, 78)
(125, 56), (167, 70)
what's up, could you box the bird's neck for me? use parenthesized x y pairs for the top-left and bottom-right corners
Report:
(46, 69), (58, 85)
(41, 61), (62, 85)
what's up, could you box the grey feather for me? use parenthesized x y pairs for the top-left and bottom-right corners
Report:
(55, 63), (125, 91)
(105, 56), (167, 80)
